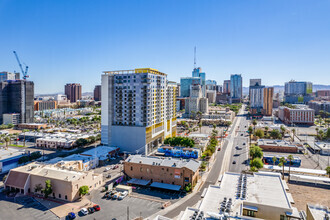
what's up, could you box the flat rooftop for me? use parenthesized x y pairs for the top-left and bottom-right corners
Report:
(125, 155), (200, 172)
(103, 68), (166, 76)
(0, 148), (25, 161)
(258, 139), (299, 148)
(180, 172), (295, 219)
(307, 204), (330, 219)
(13, 162), (96, 182)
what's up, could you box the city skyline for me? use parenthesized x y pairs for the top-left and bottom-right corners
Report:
(1, 0), (330, 94)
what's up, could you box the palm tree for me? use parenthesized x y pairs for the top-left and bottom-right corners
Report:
(287, 155), (294, 181)
(272, 156), (277, 166)
(252, 119), (257, 131)
(198, 122), (202, 133)
(315, 127), (319, 135)
(265, 126), (269, 136)
(279, 157), (286, 180)
(291, 129), (296, 142)
(4, 136), (10, 150)
(280, 125), (286, 140)
(326, 166), (330, 178)
(22, 129), (30, 147)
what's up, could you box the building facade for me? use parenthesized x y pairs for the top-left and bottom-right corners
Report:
(230, 74), (242, 103)
(101, 68), (177, 155)
(223, 80), (230, 94)
(0, 80), (34, 124)
(250, 84), (265, 114)
(278, 105), (314, 125)
(308, 101), (330, 115)
(205, 80), (217, 91)
(262, 87), (274, 116)
(316, 90), (330, 97)
(0, 71), (16, 82)
(192, 67), (206, 97)
(34, 100), (57, 111)
(65, 83), (82, 103)
(93, 85), (101, 101)
(180, 77), (202, 98)
(124, 155), (200, 189)
(185, 85), (208, 116)
(284, 80), (313, 104)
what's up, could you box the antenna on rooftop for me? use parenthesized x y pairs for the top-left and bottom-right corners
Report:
(194, 46), (197, 69)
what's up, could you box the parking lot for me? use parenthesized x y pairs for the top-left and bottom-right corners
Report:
(0, 194), (58, 220)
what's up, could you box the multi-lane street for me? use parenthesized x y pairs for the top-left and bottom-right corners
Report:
(163, 104), (250, 219)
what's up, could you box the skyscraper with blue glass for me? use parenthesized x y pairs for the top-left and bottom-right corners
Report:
(230, 74), (243, 103)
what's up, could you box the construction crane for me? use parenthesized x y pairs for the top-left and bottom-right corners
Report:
(13, 51), (29, 80)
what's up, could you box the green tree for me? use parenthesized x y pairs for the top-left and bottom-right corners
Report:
(252, 119), (257, 131)
(198, 122), (202, 133)
(280, 126), (286, 139)
(270, 129), (282, 139)
(250, 158), (264, 170)
(326, 166), (330, 178)
(254, 129), (264, 139)
(4, 136), (10, 149)
(264, 126), (269, 135)
(272, 156), (277, 166)
(42, 180), (52, 198)
(249, 145), (263, 160)
(278, 157), (286, 180)
(287, 155), (294, 181)
(79, 185), (89, 197)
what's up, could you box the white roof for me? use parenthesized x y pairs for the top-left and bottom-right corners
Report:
(264, 165), (327, 175)
(126, 155), (200, 172)
(0, 148), (25, 161)
(82, 146), (118, 160)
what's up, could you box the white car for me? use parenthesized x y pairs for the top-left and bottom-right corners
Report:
(104, 167), (111, 172)
(80, 208), (88, 216)
(118, 191), (128, 200)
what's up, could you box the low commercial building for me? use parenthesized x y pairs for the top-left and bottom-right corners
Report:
(0, 148), (27, 174)
(314, 142), (330, 155)
(257, 139), (302, 153)
(178, 172), (301, 220)
(36, 137), (75, 149)
(18, 123), (47, 130)
(124, 155), (200, 189)
(306, 204), (330, 220)
(4, 162), (103, 201)
(278, 105), (314, 125)
(34, 100), (57, 111)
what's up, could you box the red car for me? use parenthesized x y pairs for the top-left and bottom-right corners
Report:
(93, 205), (101, 211)
(217, 148), (221, 151)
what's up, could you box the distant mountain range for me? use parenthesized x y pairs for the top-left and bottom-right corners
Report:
(35, 92), (93, 97)
(242, 84), (330, 95)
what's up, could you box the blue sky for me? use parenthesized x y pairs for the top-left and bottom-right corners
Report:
(0, 0), (329, 94)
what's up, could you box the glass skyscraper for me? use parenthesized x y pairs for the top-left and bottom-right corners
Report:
(180, 77), (202, 97)
(230, 74), (243, 102)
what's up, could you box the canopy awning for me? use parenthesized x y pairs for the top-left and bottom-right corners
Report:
(243, 205), (258, 212)
(150, 182), (181, 191)
(127, 178), (150, 186)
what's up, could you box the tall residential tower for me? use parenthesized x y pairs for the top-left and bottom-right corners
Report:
(101, 68), (177, 155)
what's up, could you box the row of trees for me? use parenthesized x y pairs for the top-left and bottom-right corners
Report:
(75, 134), (101, 147)
(0, 123), (14, 130)
(18, 151), (42, 164)
(163, 137), (195, 148)
(315, 128), (330, 141)
(201, 127), (219, 162)
(249, 145), (264, 172)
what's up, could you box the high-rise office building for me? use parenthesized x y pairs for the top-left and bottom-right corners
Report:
(192, 67), (206, 97)
(250, 79), (262, 87)
(216, 85), (223, 93)
(230, 74), (242, 103)
(93, 85), (101, 101)
(0, 71), (16, 82)
(175, 83), (181, 97)
(65, 83), (82, 103)
(250, 84), (265, 114)
(284, 80), (313, 104)
(180, 77), (202, 97)
(185, 84), (208, 116)
(101, 68), (177, 155)
(262, 87), (274, 116)
(223, 80), (230, 94)
(0, 80), (34, 124)
(205, 80), (217, 90)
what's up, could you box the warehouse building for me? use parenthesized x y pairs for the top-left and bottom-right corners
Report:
(0, 148), (27, 174)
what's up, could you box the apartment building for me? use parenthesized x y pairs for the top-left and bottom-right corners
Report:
(223, 80), (230, 94)
(101, 68), (177, 155)
(65, 83), (82, 103)
(278, 105), (315, 125)
(284, 80), (313, 104)
(4, 162), (103, 202)
(308, 100), (330, 115)
(93, 85), (101, 101)
(124, 155), (200, 189)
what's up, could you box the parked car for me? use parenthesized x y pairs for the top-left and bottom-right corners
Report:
(88, 207), (95, 214)
(241, 134), (243, 136)
(93, 205), (101, 211)
(104, 167), (110, 172)
(103, 192), (110, 198)
(80, 208), (88, 216)
(113, 165), (119, 169)
(68, 212), (76, 219)
(217, 147), (221, 151)
(232, 161), (236, 164)
(243, 143), (246, 145)
(112, 192), (120, 199)
(106, 174), (112, 179)
(118, 191), (128, 200)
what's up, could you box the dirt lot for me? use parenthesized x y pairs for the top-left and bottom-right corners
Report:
(287, 180), (330, 212)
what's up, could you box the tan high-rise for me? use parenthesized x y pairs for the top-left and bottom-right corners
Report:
(65, 83), (82, 103)
(263, 87), (274, 116)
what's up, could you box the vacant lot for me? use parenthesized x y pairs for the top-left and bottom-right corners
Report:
(287, 181), (330, 212)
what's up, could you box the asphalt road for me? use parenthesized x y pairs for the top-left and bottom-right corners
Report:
(164, 105), (246, 218)
(228, 109), (250, 173)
